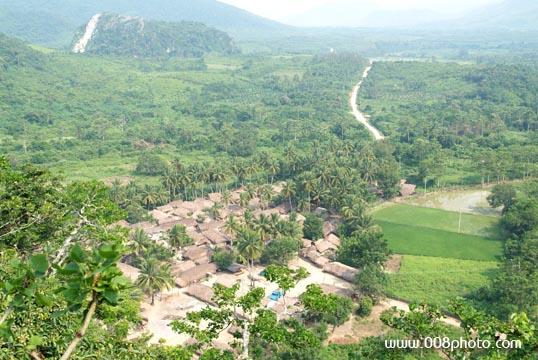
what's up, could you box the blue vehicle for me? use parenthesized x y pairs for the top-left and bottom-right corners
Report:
(270, 290), (283, 301)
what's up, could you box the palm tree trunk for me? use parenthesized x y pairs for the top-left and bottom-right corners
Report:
(241, 320), (250, 359)
(151, 292), (155, 306)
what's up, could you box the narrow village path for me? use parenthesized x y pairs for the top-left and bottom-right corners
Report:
(350, 61), (385, 140)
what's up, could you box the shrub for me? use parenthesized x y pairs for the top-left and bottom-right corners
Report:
(356, 296), (373, 317)
(135, 153), (168, 175)
(212, 249), (235, 271)
(260, 237), (301, 265)
(303, 213), (324, 240)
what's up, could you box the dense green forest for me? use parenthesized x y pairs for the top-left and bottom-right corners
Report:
(361, 61), (538, 187)
(72, 14), (239, 58)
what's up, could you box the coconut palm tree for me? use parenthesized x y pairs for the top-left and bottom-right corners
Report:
(205, 202), (223, 220)
(237, 229), (263, 288)
(282, 182), (296, 211)
(224, 215), (240, 248)
(136, 259), (174, 305)
(165, 224), (193, 256)
(254, 214), (272, 242)
(129, 228), (149, 257)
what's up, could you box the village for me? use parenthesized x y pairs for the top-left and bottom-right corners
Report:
(115, 182), (397, 348)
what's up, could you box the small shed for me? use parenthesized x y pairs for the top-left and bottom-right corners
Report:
(183, 245), (212, 263)
(326, 234), (341, 247)
(202, 229), (229, 245)
(399, 179), (417, 197)
(319, 284), (354, 298)
(314, 239), (337, 254)
(171, 260), (196, 276)
(185, 284), (216, 306)
(175, 263), (218, 288)
(323, 262), (360, 282)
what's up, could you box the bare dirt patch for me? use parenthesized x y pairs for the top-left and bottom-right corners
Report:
(384, 254), (402, 273)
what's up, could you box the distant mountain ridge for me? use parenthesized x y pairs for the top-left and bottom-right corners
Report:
(70, 13), (239, 58)
(447, 0), (538, 30)
(0, 0), (289, 47)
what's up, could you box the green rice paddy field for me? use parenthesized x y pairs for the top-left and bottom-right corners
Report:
(374, 203), (503, 305)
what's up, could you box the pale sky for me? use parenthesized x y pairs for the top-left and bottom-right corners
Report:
(219, 0), (502, 23)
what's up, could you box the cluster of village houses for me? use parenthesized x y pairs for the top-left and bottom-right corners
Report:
(118, 181), (415, 345)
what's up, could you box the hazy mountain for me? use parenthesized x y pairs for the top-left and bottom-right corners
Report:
(363, 10), (450, 28)
(447, 0), (538, 30)
(0, 0), (289, 47)
(70, 14), (239, 58)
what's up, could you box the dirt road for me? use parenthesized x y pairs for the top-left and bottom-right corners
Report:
(350, 61), (385, 140)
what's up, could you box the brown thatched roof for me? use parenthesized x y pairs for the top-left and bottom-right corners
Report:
(131, 221), (154, 231)
(169, 200), (184, 207)
(185, 284), (216, 306)
(326, 234), (341, 247)
(313, 256), (331, 268)
(319, 284), (354, 298)
(198, 221), (225, 232)
(180, 218), (198, 229)
(207, 193), (223, 203)
(302, 239), (312, 248)
(171, 260), (196, 276)
(183, 245), (212, 261)
(323, 262), (360, 282)
(314, 239), (337, 254)
(157, 204), (174, 213)
(175, 263), (218, 288)
(323, 222), (337, 237)
(226, 263), (245, 273)
(202, 229), (228, 245)
(118, 262), (140, 282)
(186, 229), (210, 245)
(399, 180), (417, 197)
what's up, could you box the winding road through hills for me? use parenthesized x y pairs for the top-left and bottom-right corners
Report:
(350, 61), (385, 141)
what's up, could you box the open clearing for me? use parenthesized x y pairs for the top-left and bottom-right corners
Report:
(373, 203), (502, 261)
(374, 203), (501, 238)
(399, 189), (501, 216)
(386, 255), (499, 306)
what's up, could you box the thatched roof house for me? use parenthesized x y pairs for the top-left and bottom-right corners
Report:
(187, 229), (210, 246)
(118, 262), (140, 282)
(175, 263), (218, 288)
(323, 262), (360, 282)
(171, 260), (196, 276)
(302, 239), (312, 248)
(326, 234), (341, 247)
(198, 221), (225, 232)
(399, 179), (417, 197)
(185, 284), (216, 306)
(157, 204), (174, 213)
(183, 245), (212, 263)
(319, 284), (354, 298)
(323, 222), (337, 237)
(202, 229), (229, 245)
(226, 263), (245, 274)
(179, 218), (198, 229)
(207, 193), (223, 203)
(314, 239), (337, 254)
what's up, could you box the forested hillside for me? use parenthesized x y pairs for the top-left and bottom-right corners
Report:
(72, 14), (239, 58)
(0, 0), (288, 47)
(361, 61), (538, 187)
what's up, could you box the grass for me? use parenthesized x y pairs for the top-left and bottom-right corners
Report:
(376, 220), (502, 261)
(373, 203), (501, 238)
(373, 203), (502, 261)
(386, 255), (499, 306)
